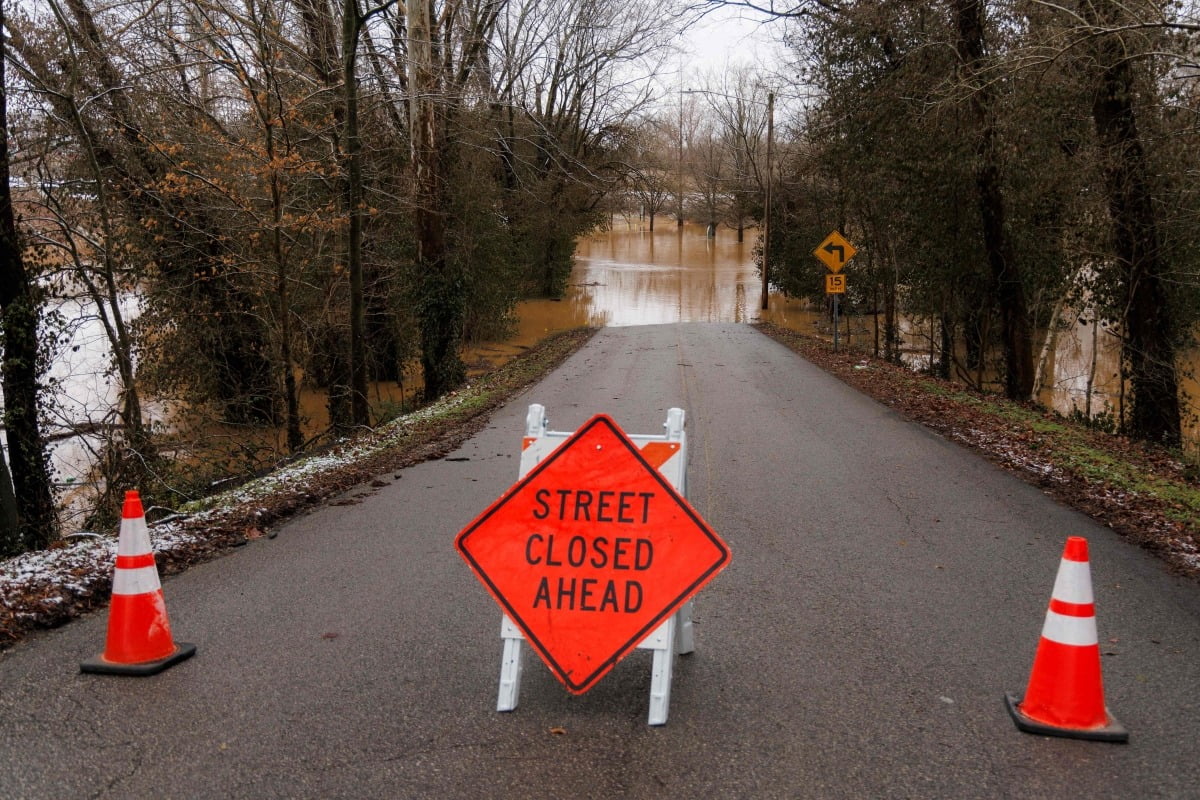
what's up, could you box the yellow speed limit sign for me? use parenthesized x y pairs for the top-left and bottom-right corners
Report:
(825, 273), (846, 294)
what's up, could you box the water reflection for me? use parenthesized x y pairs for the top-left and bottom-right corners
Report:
(464, 219), (767, 372)
(35, 295), (161, 488)
(1036, 313), (1124, 424)
(482, 218), (833, 341)
(481, 219), (1196, 451)
(571, 220), (758, 325)
(31, 219), (1198, 511)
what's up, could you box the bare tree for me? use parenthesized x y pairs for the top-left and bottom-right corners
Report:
(0, 1), (57, 553)
(951, 0), (1036, 400)
(1075, 0), (1183, 444)
(689, 119), (726, 236)
(699, 70), (771, 242)
(407, 0), (506, 397)
(626, 119), (675, 230)
(9, 2), (155, 463)
(493, 0), (677, 291)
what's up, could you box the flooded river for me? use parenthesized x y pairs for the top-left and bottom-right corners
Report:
(473, 218), (1198, 452)
(32, 217), (1200, 507)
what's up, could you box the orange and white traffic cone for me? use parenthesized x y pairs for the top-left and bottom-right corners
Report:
(1005, 536), (1127, 742)
(81, 490), (196, 676)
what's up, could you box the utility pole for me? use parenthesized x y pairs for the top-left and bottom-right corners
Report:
(678, 84), (685, 228)
(761, 91), (774, 311)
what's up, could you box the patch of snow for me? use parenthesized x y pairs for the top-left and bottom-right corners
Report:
(1, 390), (475, 642)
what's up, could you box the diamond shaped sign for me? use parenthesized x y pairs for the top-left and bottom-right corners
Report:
(814, 230), (857, 272)
(455, 414), (730, 694)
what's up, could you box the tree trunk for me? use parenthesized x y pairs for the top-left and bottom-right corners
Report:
(938, 311), (954, 380)
(0, 449), (18, 545)
(343, 0), (370, 426)
(264, 126), (303, 451)
(884, 242), (900, 364)
(872, 285), (880, 358)
(409, 0), (465, 399)
(0, 10), (57, 553)
(952, 0), (1036, 401)
(1082, 0), (1181, 445)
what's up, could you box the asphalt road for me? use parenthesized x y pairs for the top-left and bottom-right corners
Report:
(2, 323), (1199, 799)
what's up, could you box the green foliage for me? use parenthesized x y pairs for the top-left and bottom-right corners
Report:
(774, 0), (1197, 438)
(445, 127), (523, 343)
(1068, 407), (1119, 435)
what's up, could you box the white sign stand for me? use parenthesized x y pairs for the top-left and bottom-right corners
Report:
(496, 404), (696, 726)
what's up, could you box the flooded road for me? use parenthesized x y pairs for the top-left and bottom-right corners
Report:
(474, 218), (1197, 451)
(33, 217), (1199, 513)
(478, 218), (764, 362)
(468, 218), (821, 371)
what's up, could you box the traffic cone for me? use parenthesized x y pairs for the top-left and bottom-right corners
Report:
(81, 491), (196, 676)
(1005, 536), (1127, 742)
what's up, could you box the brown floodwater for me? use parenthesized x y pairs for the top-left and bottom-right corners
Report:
(465, 218), (775, 373)
(468, 219), (1198, 452)
(48, 217), (1197, 509)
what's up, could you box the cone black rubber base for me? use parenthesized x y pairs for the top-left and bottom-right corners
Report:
(1005, 693), (1128, 743)
(81, 642), (197, 676)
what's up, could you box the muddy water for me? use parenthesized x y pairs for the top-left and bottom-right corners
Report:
(39, 219), (1198, 514)
(469, 218), (838, 366)
(1035, 311), (1199, 451)
(465, 219), (772, 373)
(476, 219), (1197, 451)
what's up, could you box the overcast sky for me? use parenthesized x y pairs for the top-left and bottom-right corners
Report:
(680, 6), (790, 76)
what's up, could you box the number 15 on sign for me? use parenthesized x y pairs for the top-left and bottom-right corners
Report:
(826, 274), (846, 294)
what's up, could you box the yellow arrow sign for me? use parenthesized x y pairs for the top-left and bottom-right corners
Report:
(815, 231), (857, 273)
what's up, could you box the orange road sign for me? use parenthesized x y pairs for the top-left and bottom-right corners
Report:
(826, 273), (846, 294)
(815, 231), (857, 273)
(456, 414), (730, 694)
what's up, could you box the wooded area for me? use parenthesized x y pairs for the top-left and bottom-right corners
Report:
(757, 0), (1198, 445)
(0, 0), (1197, 555)
(0, 0), (681, 553)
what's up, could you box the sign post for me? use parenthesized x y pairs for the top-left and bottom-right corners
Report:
(455, 405), (729, 725)
(815, 231), (857, 352)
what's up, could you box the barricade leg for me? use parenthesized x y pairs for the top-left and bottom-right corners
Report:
(648, 614), (677, 726)
(498, 616), (525, 712)
(676, 600), (695, 655)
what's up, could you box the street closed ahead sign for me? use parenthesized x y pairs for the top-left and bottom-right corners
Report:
(455, 414), (730, 694)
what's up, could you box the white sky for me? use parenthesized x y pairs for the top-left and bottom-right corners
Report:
(678, 6), (791, 78)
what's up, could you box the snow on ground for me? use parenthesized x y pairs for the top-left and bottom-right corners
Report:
(1, 390), (472, 644)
